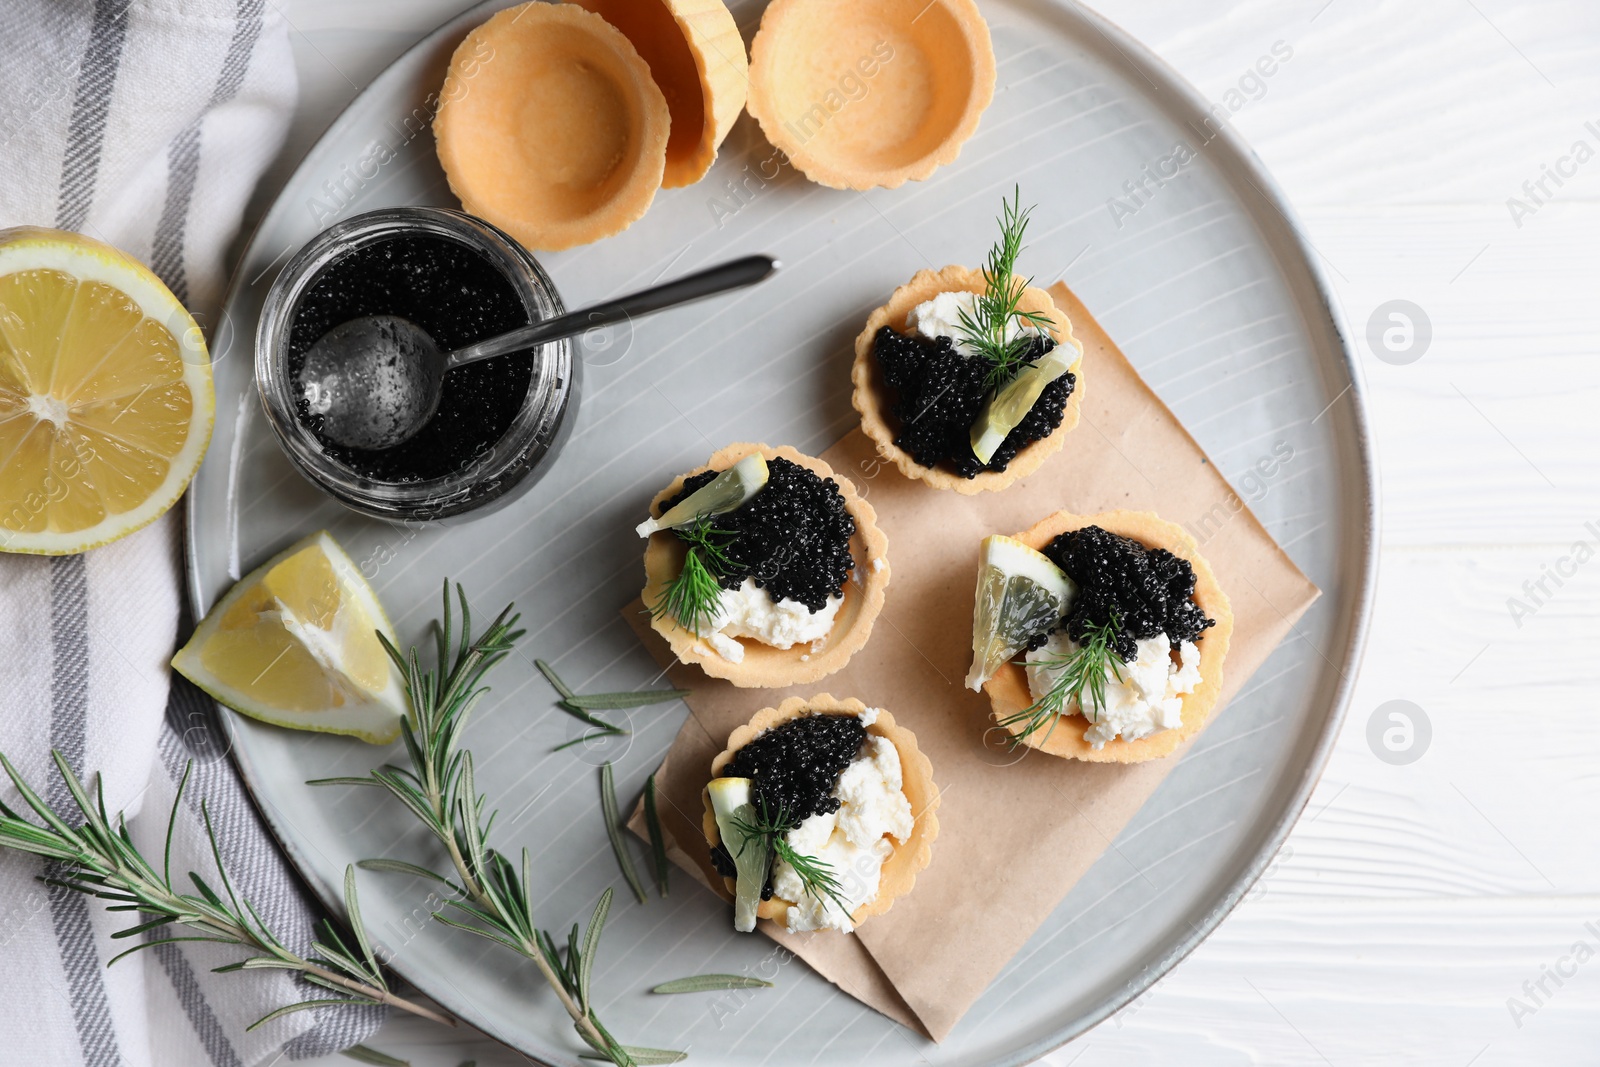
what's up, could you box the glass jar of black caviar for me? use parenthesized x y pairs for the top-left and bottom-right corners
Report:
(256, 207), (576, 521)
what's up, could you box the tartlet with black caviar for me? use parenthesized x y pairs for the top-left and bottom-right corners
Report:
(639, 442), (889, 687)
(968, 509), (1233, 762)
(700, 695), (939, 933)
(852, 192), (1084, 493)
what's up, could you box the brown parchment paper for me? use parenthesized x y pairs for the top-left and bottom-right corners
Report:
(624, 282), (1321, 1042)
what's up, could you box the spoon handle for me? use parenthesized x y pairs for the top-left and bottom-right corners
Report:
(444, 254), (779, 369)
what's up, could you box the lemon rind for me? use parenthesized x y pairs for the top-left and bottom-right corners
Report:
(0, 227), (213, 556)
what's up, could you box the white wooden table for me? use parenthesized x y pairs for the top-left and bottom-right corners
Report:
(273, 0), (1600, 1062)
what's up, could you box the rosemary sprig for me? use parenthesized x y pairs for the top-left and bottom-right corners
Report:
(649, 515), (733, 636)
(314, 583), (669, 1067)
(955, 186), (1056, 388)
(0, 751), (452, 1031)
(997, 615), (1126, 749)
(730, 806), (852, 919)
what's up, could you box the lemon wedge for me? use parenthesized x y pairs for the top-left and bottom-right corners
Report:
(173, 531), (407, 744)
(637, 452), (768, 537)
(707, 775), (768, 933)
(0, 227), (213, 554)
(966, 534), (1075, 691)
(969, 342), (1078, 465)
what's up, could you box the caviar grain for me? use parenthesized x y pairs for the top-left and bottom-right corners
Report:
(1043, 525), (1214, 660)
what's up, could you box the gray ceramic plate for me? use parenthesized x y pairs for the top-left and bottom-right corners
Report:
(186, 1), (1375, 1063)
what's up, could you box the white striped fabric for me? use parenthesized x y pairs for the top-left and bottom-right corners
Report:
(0, 2), (386, 1063)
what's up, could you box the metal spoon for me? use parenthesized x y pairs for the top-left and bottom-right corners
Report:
(297, 253), (778, 452)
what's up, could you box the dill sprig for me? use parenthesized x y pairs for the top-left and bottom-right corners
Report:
(0, 751), (453, 1031)
(956, 186), (1056, 388)
(997, 615), (1126, 749)
(650, 515), (734, 636)
(312, 583), (667, 1067)
(730, 806), (852, 918)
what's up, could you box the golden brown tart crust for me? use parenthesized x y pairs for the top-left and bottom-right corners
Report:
(746, 0), (996, 190)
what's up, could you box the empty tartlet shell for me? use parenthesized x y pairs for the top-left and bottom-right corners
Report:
(984, 509), (1234, 763)
(433, 3), (670, 251)
(573, 0), (748, 187)
(746, 0), (995, 190)
(641, 443), (889, 687)
(700, 695), (940, 927)
(851, 265), (1085, 494)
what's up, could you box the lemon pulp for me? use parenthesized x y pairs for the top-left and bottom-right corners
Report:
(966, 534), (1075, 691)
(0, 227), (212, 554)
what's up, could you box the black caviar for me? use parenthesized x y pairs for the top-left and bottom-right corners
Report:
(1043, 525), (1215, 661)
(287, 234), (534, 481)
(708, 713), (867, 895)
(658, 456), (855, 611)
(873, 327), (1075, 478)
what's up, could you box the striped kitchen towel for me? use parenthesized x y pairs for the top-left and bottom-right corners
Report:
(0, 1), (387, 1064)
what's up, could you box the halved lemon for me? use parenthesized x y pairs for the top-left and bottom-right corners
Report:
(965, 534), (1074, 691)
(173, 531), (407, 744)
(0, 227), (214, 554)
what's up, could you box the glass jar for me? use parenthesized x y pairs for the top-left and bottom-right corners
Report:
(255, 206), (577, 522)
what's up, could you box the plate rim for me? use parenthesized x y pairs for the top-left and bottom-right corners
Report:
(186, 0), (1379, 1062)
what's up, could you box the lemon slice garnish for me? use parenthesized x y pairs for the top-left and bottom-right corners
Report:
(173, 531), (406, 744)
(0, 226), (213, 554)
(707, 775), (768, 933)
(966, 534), (1075, 691)
(638, 452), (768, 537)
(969, 342), (1078, 465)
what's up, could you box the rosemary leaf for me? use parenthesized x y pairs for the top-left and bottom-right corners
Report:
(578, 887), (611, 1012)
(552, 728), (626, 753)
(341, 1046), (410, 1066)
(565, 689), (691, 711)
(535, 658), (577, 700)
(555, 699), (625, 732)
(580, 1049), (686, 1065)
(247, 999), (377, 1032)
(651, 974), (774, 994)
(354, 857), (456, 885)
(643, 774), (669, 897)
(600, 762), (648, 904)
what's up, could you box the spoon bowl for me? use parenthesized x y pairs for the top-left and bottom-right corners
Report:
(299, 315), (447, 452)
